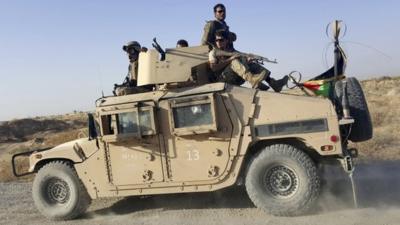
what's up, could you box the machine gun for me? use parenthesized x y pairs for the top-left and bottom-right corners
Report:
(213, 48), (278, 64)
(152, 38), (166, 61)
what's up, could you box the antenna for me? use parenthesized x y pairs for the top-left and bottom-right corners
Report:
(326, 20), (347, 41)
(97, 65), (106, 98)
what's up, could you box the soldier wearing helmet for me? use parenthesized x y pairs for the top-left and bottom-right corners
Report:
(122, 41), (147, 86)
(114, 41), (151, 96)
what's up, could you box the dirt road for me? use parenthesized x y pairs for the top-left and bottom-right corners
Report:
(2, 161), (400, 225)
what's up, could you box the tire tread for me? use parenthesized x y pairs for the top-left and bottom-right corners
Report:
(245, 144), (320, 216)
(32, 160), (91, 220)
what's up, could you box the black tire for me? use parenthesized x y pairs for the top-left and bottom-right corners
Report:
(335, 77), (373, 142)
(32, 161), (91, 220)
(245, 144), (320, 216)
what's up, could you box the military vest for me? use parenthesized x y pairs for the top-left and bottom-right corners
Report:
(201, 20), (230, 46)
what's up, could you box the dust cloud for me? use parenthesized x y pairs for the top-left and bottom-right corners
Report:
(318, 160), (400, 212)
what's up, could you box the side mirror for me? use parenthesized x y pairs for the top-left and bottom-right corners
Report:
(88, 113), (98, 140)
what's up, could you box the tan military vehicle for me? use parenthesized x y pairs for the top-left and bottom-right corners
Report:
(12, 21), (372, 220)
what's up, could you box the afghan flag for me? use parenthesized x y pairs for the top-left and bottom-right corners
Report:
(302, 80), (331, 97)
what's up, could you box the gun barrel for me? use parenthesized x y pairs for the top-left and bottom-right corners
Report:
(247, 54), (277, 64)
(263, 57), (278, 64)
(213, 48), (278, 64)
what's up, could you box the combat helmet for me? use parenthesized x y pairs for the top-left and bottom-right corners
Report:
(122, 41), (141, 52)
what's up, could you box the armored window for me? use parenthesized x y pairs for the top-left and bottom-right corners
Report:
(98, 103), (157, 141)
(100, 115), (114, 135)
(173, 104), (213, 128)
(116, 108), (156, 136)
(169, 94), (217, 136)
(117, 112), (139, 134)
(138, 109), (154, 135)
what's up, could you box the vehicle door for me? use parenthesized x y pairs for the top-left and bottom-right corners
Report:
(97, 101), (164, 186)
(158, 93), (233, 184)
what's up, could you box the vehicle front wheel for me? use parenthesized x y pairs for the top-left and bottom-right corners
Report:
(32, 161), (91, 220)
(245, 144), (320, 216)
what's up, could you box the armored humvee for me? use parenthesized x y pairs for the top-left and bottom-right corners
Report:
(12, 21), (372, 220)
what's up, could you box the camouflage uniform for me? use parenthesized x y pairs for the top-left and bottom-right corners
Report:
(201, 20), (236, 48)
(128, 61), (138, 86)
(208, 49), (270, 87)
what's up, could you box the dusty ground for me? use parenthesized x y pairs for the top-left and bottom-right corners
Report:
(2, 162), (400, 225)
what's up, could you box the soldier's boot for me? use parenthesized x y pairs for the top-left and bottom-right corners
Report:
(257, 82), (270, 91)
(268, 75), (289, 92)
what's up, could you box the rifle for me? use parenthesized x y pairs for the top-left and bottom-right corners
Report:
(213, 48), (278, 64)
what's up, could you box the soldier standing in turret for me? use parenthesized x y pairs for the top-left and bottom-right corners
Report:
(114, 41), (152, 96)
(122, 41), (142, 87)
(201, 3), (236, 49)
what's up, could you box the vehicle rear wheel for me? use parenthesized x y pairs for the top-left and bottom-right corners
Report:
(32, 161), (91, 220)
(335, 77), (373, 142)
(245, 144), (320, 216)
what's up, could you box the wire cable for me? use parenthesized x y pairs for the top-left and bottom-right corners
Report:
(342, 40), (392, 61)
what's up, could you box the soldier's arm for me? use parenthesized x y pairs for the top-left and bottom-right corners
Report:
(201, 21), (213, 45)
(209, 51), (240, 72)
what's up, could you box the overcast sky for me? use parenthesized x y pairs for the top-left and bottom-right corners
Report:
(1, 0), (399, 121)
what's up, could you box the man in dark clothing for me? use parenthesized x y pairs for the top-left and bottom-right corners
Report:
(201, 3), (236, 48)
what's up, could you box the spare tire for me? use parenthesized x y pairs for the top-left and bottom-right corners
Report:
(335, 77), (373, 142)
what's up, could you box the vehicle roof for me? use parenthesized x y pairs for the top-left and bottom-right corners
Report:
(96, 82), (226, 107)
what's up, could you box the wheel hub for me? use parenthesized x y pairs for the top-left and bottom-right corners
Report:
(46, 178), (70, 204)
(264, 165), (298, 198)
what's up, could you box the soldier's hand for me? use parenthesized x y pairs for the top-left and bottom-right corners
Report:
(246, 54), (256, 62)
(247, 56), (255, 62)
